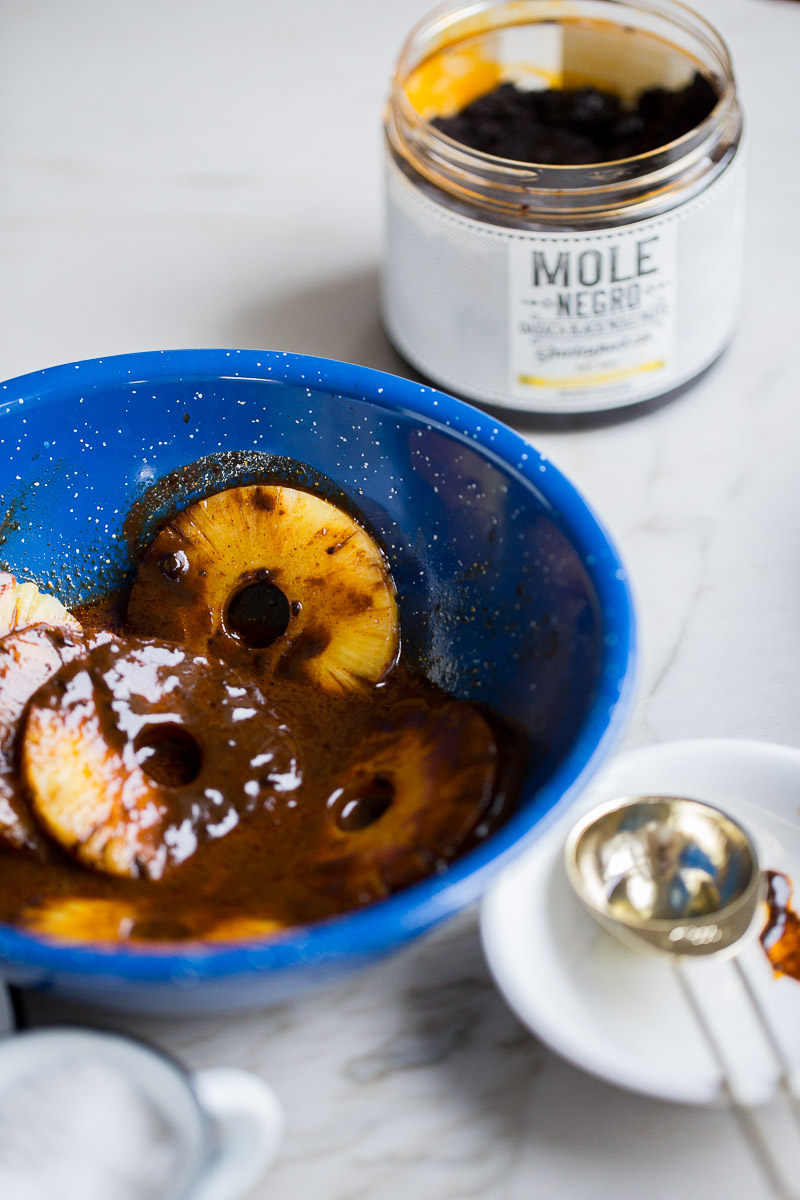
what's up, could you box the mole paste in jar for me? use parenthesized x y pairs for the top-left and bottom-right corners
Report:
(431, 73), (718, 164)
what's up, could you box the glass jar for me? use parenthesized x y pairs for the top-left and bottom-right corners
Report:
(382, 0), (744, 423)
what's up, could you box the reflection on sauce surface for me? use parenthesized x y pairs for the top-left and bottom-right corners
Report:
(760, 870), (800, 983)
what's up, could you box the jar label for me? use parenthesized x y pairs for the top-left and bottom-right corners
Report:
(508, 222), (678, 407)
(382, 149), (745, 414)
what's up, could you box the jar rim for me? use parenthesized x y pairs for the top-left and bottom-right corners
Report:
(387, 0), (740, 213)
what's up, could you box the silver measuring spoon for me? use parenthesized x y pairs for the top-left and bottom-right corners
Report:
(564, 794), (763, 958)
(564, 794), (799, 1200)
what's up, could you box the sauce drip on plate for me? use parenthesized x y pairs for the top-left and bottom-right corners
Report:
(760, 870), (800, 983)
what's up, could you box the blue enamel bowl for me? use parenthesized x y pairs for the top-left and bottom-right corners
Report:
(0, 349), (635, 1013)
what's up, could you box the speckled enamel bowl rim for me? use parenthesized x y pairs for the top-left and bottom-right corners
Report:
(0, 348), (637, 982)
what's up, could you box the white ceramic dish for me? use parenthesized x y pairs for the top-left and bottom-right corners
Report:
(481, 739), (800, 1107)
(0, 1027), (283, 1200)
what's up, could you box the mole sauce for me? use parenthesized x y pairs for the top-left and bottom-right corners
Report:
(760, 870), (800, 984)
(432, 74), (718, 165)
(0, 538), (525, 943)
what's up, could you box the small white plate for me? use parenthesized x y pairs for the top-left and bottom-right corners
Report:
(481, 739), (800, 1107)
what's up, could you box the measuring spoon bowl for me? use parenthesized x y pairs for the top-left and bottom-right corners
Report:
(564, 794), (764, 958)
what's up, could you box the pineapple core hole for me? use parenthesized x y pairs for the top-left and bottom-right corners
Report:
(337, 775), (395, 832)
(134, 723), (202, 787)
(226, 580), (291, 649)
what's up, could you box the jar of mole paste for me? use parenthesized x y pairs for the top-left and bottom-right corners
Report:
(382, 0), (744, 424)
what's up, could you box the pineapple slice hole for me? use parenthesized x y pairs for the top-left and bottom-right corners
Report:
(133, 722), (202, 788)
(331, 773), (396, 832)
(225, 578), (292, 649)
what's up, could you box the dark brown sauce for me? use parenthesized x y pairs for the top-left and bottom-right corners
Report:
(0, 649), (521, 939)
(431, 74), (719, 165)
(760, 870), (800, 984)
(0, 492), (526, 943)
(73, 592), (128, 635)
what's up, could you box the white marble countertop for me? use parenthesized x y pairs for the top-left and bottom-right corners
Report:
(3, 0), (800, 1196)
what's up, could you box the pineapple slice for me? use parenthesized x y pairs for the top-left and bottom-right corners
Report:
(23, 685), (161, 879)
(0, 624), (106, 854)
(127, 485), (399, 694)
(18, 897), (138, 942)
(201, 915), (286, 942)
(0, 572), (80, 637)
(318, 699), (501, 900)
(19, 897), (286, 944)
(22, 635), (302, 880)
